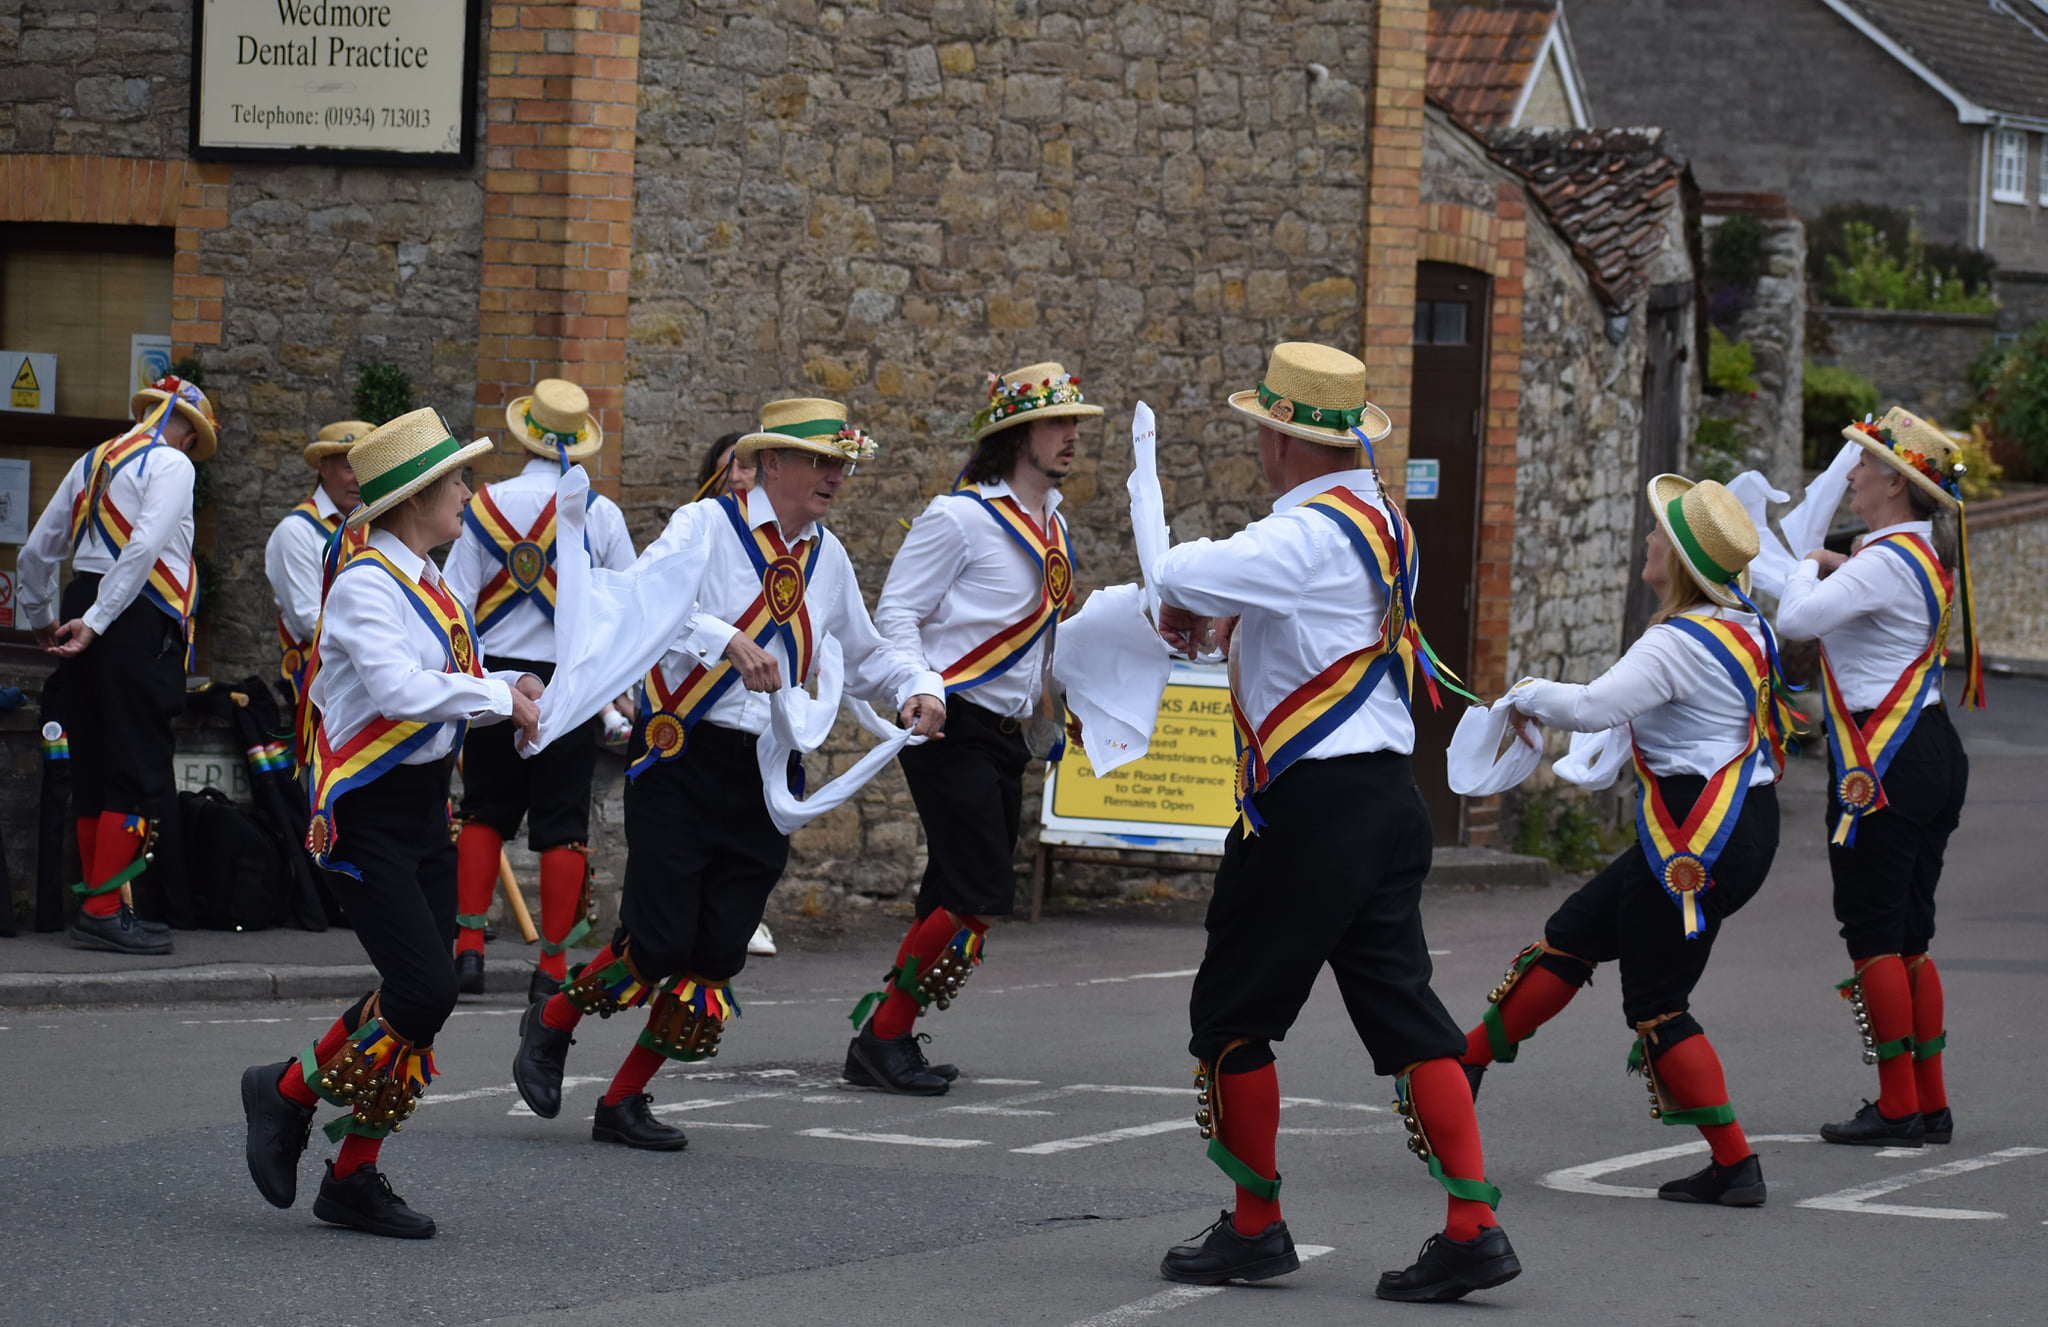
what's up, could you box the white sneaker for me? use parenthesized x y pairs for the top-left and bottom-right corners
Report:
(747, 922), (777, 957)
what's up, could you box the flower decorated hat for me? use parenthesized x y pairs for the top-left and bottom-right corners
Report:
(1228, 341), (1392, 447)
(1648, 474), (1761, 609)
(506, 378), (604, 462)
(303, 419), (376, 468)
(130, 375), (219, 462)
(1843, 406), (1964, 512)
(970, 362), (1103, 443)
(733, 398), (879, 466)
(344, 408), (494, 530)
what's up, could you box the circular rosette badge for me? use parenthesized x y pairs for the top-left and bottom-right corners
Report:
(1044, 547), (1073, 608)
(644, 713), (687, 759)
(281, 646), (304, 680)
(307, 811), (334, 858)
(1662, 853), (1708, 896)
(1838, 768), (1879, 811)
(764, 557), (806, 624)
(450, 624), (475, 674)
(509, 540), (547, 591)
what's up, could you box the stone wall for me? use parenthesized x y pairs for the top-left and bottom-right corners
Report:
(1703, 212), (1804, 492)
(1807, 307), (1996, 430)
(1969, 493), (2048, 665)
(0, 2), (189, 156)
(625, 0), (1377, 909)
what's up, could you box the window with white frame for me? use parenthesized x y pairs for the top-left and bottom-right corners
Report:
(1992, 128), (2027, 203)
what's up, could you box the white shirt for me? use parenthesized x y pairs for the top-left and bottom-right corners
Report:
(640, 486), (943, 735)
(309, 530), (522, 764)
(875, 480), (1065, 720)
(1774, 520), (1944, 713)
(441, 457), (638, 664)
(1153, 469), (1415, 758)
(16, 436), (196, 636)
(264, 483), (345, 645)
(1512, 609), (1777, 785)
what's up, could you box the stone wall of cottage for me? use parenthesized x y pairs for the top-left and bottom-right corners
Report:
(1807, 307), (1998, 430)
(1703, 212), (1805, 492)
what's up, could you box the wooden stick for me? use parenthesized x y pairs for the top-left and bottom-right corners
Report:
(498, 850), (539, 944)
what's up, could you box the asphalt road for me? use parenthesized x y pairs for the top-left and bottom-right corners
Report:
(1, 678), (2042, 1326)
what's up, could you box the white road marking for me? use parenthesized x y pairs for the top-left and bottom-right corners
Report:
(650, 1092), (789, 1116)
(419, 1083), (521, 1106)
(1874, 1147), (1925, 1158)
(1429, 949), (1451, 955)
(1069, 1084), (1187, 1097)
(970, 1077), (1042, 1086)
(944, 1105), (1057, 1117)
(798, 1128), (987, 1148)
(1540, 1133), (1821, 1199)
(1280, 1096), (1389, 1114)
(1014, 1118), (1193, 1156)
(683, 1121), (771, 1130)
(1280, 1125), (1400, 1137)
(178, 1017), (294, 1025)
(1796, 1147), (2048, 1220)
(1065, 1246), (1333, 1325)
(1126, 969), (1201, 980)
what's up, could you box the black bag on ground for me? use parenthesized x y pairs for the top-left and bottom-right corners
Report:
(179, 787), (288, 930)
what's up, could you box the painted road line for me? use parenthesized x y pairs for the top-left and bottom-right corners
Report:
(1069, 1084), (1188, 1096)
(1013, 1118), (1194, 1156)
(1065, 1246), (1334, 1326)
(1280, 1096), (1389, 1113)
(419, 1083), (521, 1106)
(679, 1121), (771, 1130)
(1540, 1133), (1821, 1199)
(969, 1077), (1043, 1086)
(944, 1104), (1058, 1116)
(1795, 1147), (2048, 1220)
(1280, 1125), (1401, 1137)
(798, 1128), (988, 1149)
(650, 1092), (789, 1116)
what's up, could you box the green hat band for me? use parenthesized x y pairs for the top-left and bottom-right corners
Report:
(1665, 495), (1736, 584)
(526, 408), (585, 450)
(1257, 381), (1369, 430)
(359, 435), (464, 507)
(766, 417), (848, 440)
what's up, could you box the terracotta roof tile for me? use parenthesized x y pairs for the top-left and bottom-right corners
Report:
(1485, 127), (1691, 311)
(1426, 6), (1556, 128)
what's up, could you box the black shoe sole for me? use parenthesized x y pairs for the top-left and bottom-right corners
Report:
(1659, 1183), (1767, 1207)
(240, 1066), (302, 1210)
(592, 1123), (688, 1152)
(1376, 1253), (1523, 1302)
(842, 1057), (876, 1087)
(1819, 1127), (1923, 1147)
(1924, 1128), (1953, 1144)
(311, 1193), (437, 1239)
(66, 925), (172, 956)
(847, 1041), (949, 1096)
(1159, 1249), (1300, 1285)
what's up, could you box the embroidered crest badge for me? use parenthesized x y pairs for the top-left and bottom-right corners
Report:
(509, 540), (546, 592)
(765, 557), (806, 624)
(450, 624), (475, 675)
(1045, 547), (1073, 608)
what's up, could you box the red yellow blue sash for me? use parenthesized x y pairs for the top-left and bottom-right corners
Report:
(1633, 614), (1775, 939)
(940, 492), (1076, 694)
(303, 549), (482, 878)
(628, 494), (820, 780)
(1817, 533), (1952, 846)
(1228, 487), (1473, 831)
(67, 404), (197, 662)
(462, 484), (567, 633)
(276, 497), (366, 708)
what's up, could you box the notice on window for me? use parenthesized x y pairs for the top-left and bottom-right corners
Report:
(1406, 457), (1440, 500)
(2, 351), (56, 414)
(1041, 663), (1237, 853)
(192, 1), (478, 163)
(131, 335), (173, 396)
(0, 458), (32, 543)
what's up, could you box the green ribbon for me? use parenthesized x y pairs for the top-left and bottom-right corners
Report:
(888, 956), (933, 1009)
(525, 408), (583, 449)
(540, 916), (593, 957)
(357, 434), (462, 506)
(848, 988), (887, 1029)
(1256, 381), (1370, 431)
(1665, 495), (1737, 584)
(1915, 1031), (1947, 1060)
(1874, 1034), (1914, 1062)
(1206, 1136), (1282, 1201)
(1658, 1102), (1737, 1128)
(1426, 1154), (1502, 1208)
(69, 851), (151, 898)
(322, 1111), (394, 1143)
(455, 912), (492, 931)
(766, 417), (848, 439)
(1482, 947), (1545, 1064)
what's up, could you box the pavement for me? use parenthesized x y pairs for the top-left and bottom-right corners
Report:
(0, 677), (2042, 1326)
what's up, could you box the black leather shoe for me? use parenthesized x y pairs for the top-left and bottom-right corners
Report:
(513, 1000), (574, 1118)
(1376, 1224), (1522, 1302)
(1159, 1210), (1299, 1285)
(68, 905), (173, 955)
(241, 1061), (314, 1209)
(1922, 1106), (1954, 1144)
(312, 1162), (436, 1239)
(1658, 1152), (1766, 1206)
(528, 968), (562, 1005)
(133, 913), (172, 935)
(847, 1020), (948, 1096)
(843, 1029), (957, 1086)
(1462, 1061), (1486, 1101)
(1821, 1099), (1925, 1147)
(592, 1093), (687, 1151)
(455, 949), (485, 995)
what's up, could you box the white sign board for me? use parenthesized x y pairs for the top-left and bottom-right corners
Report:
(192, 0), (479, 163)
(1406, 457), (1441, 500)
(0, 458), (31, 544)
(2, 351), (56, 414)
(175, 748), (254, 804)
(1040, 662), (1235, 856)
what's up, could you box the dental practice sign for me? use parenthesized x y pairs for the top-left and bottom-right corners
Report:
(191, 1), (480, 165)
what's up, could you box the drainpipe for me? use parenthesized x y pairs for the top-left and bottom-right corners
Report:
(1979, 127), (1990, 251)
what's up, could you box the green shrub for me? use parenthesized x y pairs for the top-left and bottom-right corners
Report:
(1973, 319), (2048, 477)
(1823, 221), (1997, 315)
(353, 359), (414, 425)
(1808, 204), (1997, 296)
(1707, 326), (1759, 396)
(1708, 212), (1768, 294)
(1692, 413), (1746, 483)
(1803, 361), (1881, 467)
(1513, 791), (1621, 874)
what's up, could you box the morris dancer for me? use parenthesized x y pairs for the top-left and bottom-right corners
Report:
(512, 398), (944, 1151)
(444, 379), (636, 1002)
(848, 361), (1099, 1094)
(17, 375), (217, 957)
(1777, 408), (1980, 1148)
(1149, 343), (1517, 1302)
(1461, 476), (1792, 1208)
(240, 409), (542, 1238)
(266, 420), (370, 725)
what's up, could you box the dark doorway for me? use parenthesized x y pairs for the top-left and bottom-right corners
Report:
(1406, 262), (1488, 844)
(1624, 283), (1693, 645)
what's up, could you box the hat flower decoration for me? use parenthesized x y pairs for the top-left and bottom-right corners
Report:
(970, 365), (1098, 441)
(1850, 412), (1966, 501)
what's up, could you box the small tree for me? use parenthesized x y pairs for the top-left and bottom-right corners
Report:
(353, 359), (414, 425)
(1973, 320), (2048, 479)
(1802, 361), (1881, 468)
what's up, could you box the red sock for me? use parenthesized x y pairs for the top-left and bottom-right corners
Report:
(536, 847), (586, 983)
(1906, 955), (1947, 1113)
(1407, 1057), (1497, 1241)
(542, 941), (617, 1032)
(83, 811), (147, 919)
(278, 1011), (356, 1108)
(604, 1041), (668, 1106)
(1217, 1062), (1282, 1235)
(1462, 963), (1580, 1067)
(75, 817), (99, 886)
(1650, 1033), (1751, 1166)
(332, 1133), (382, 1179)
(872, 910), (978, 1040)
(1857, 955), (1919, 1118)
(454, 823), (502, 953)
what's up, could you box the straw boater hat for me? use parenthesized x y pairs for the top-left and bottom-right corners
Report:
(1842, 406), (1965, 512)
(970, 362), (1103, 444)
(733, 398), (880, 466)
(303, 420), (375, 468)
(130, 375), (218, 462)
(1648, 474), (1761, 610)
(343, 408), (494, 530)
(504, 378), (603, 462)
(1228, 342), (1393, 447)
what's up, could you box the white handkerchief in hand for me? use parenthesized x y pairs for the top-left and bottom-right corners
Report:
(757, 636), (924, 834)
(1725, 470), (1794, 597)
(1052, 582), (1174, 777)
(1445, 695), (1542, 796)
(1553, 726), (1631, 791)
(1127, 401), (1169, 620)
(1776, 440), (1860, 564)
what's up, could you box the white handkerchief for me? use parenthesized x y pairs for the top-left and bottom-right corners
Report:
(1552, 726), (1632, 791)
(1127, 401), (1168, 620)
(1725, 469), (1794, 597)
(1052, 583), (1174, 777)
(757, 636), (924, 834)
(1445, 696), (1542, 796)
(1776, 440), (1860, 564)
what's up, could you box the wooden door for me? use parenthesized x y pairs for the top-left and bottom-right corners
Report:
(1406, 262), (1488, 843)
(1624, 284), (1692, 645)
